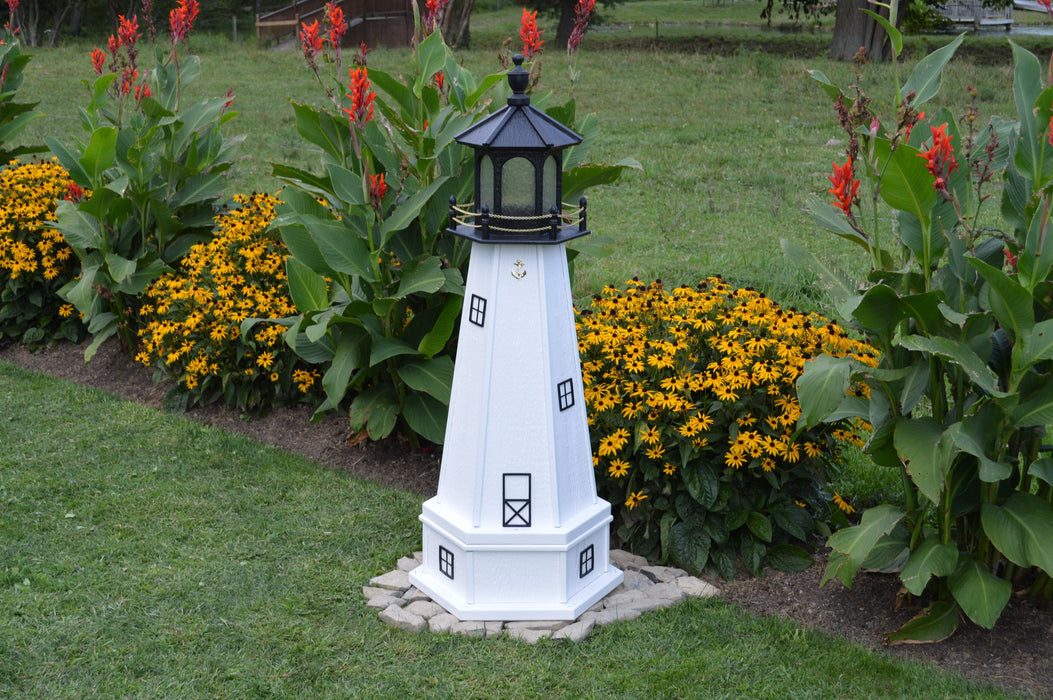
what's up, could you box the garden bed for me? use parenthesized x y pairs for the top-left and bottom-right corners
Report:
(3, 337), (1051, 698)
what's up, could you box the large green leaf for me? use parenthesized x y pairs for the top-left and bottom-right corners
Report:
(681, 462), (719, 510)
(80, 125), (118, 184)
(312, 221), (374, 279)
(900, 535), (958, 596)
(886, 600), (961, 645)
(1010, 41), (1044, 183)
(901, 34), (964, 107)
(348, 386), (400, 441)
(1012, 381), (1053, 428)
(897, 335), (1007, 398)
(746, 512), (773, 543)
(943, 421), (1011, 482)
(822, 504), (905, 588)
(860, 9), (903, 57)
(369, 336), (421, 367)
(316, 329), (367, 413)
(805, 194), (871, 252)
(394, 257), (446, 299)
(873, 139), (936, 231)
(379, 178), (449, 245)
(290, 100), (349, 163)
(967, 257), (1034, 340)
(397, 356), (454, 404)
(669, 521), (711, 575)
(562, 159), (643, 204)
(766, 544), (813, 572)
(982, 492), (1053, 576)
(402, 392), (448, 445)
(417, 295), (462, 358)
(52, 201), (103, 250)
(948, 556), (1011, 629)
(286, 257), (329, 313)
(326, 163), (366, 206)
(795, 354), (856, 428)
(894, 417), (953, 504)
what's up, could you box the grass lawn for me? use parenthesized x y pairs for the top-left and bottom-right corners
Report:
(0, 361), (1013, 698)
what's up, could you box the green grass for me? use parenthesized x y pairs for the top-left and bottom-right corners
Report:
(0, 360), (1014, 698)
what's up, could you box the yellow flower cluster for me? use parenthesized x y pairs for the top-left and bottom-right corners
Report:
(578, 277), (877, 495)
(136, 193), (320, 406)
(0, 159), (79, 283)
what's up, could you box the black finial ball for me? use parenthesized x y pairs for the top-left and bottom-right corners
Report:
(508, 53), (529, 95)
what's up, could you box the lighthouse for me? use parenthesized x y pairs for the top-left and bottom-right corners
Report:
(407, 55), (623, 620)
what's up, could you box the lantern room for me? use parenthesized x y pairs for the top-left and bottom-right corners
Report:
(447, 54), (590, 244)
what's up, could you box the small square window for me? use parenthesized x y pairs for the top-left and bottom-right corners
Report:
(502, 473), (531, 528)
(439, 545), (455, 580)
(579, 544), (594, 579)
(557, 378), (574, 412)
(469, 294), (487, 327)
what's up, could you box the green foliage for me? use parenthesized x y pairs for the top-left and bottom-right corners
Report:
(47, 20), (241, 360)
(276, 14), (633, 445)
(0, 160), (87, 347)
(578, 277), (876, 578)
(0, 35), (44, 163)
(793, 37), (1053, 641)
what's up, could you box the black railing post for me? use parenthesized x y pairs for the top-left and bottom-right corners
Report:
(549, 205), (560, 240)
(481, 205), (490, 240)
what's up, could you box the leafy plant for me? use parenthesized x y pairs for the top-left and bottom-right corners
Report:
(0, 29), (44, 163)
(789, 29), (1053, 641)
(0, 159), (87, 346)
(578, 277), (875, 579)
(272, 6), (637, 445)
(136, 193), (321, 412)
(46, 4), (241, 360)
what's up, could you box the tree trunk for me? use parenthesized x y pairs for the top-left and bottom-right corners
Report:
(828, 0), (891, 62)
(440, 0), (473, 48)
(554, 0), (575, 49)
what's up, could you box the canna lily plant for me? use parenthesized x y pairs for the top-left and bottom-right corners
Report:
(268, 4), (638, 445)
(786, 24), (1053, 642)
(47, 0), (241, 359)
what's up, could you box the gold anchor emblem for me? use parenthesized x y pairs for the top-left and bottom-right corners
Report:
(511, 259), (527, 280)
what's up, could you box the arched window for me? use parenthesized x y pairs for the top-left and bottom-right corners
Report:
(501, 157), (535, 217)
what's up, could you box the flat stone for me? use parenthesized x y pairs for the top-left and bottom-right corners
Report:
(366, 594), (405, 610)
(613, 570), (652, 593)
(505, 619), (566, 632)
(429, 612), (460, 633)
(606, 606), (643, 624)
(450, 620), (487, 637)
(362, 586), (392, 601)
(610, 549), (649, 571)
(396, 556), (420, 572)
(404, 600), (445, 619)
(603, 590), (646, 610)
(413, 551), (423, 563)
(507, 627), (552, 644)
(677, 576), (721, 599)
(484, 621), (504, 638)
(626, 597), (671, 615)
(369, 569), (411, 591)
(401, 586), (430, 603)
(552, 618), (595, 643)
(589, 609), (622, 626)
(640, 565), (687, 584)
(379, 603), (426, 633)
(646, 582), (686, 602)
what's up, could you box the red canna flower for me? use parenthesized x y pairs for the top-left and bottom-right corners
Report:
(118, 14), (139, 50)
(433, 70), (445, 91)
(301, 19), (323, 67)
(222, 86), (234, 111)
(520, 9), (543, 59)
(1004, 247), (1019, 273)
(325, 2), (347, 48)
(90, 46), (106, 75)
(134, 80), (152, 104)
(368, 172), (387, 211)
(918, 123), (958, 196)
(568, 0), (596, 53)
(6, 0), (18, 11)
(424, 0), (450, 33)
(119, 66), (138, 96)
(65, 182), (85, 203)
(170, 0), (199, 44)
(343, 66), (375, 128)
(107, 33), (120, 59)
(828, 156), (859, 217)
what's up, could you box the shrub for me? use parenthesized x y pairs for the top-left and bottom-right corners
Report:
(135, 193), (320, 412)
(0, 159), (87, 346)
(578, 277), (876, 579)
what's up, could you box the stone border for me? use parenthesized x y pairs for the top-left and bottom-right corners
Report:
(363, 549), (721, 644)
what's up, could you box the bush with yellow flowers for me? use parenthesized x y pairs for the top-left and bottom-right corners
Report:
(0, 160), (87, 347)
(136, 193), (322, 412)
(578, 277), (877, 579)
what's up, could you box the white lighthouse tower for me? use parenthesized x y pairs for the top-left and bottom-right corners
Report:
(408, 55), (623, 620)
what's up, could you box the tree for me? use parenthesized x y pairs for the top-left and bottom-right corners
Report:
(440, 0), (473, 48)
(828, 0), (893, 62)
(526, 0), (614, 48)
